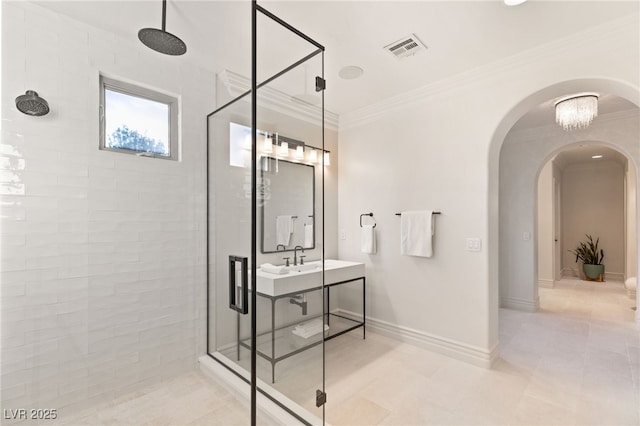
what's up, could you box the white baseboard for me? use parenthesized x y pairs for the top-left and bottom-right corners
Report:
(335, 309), (499, 369)
(500, 297), (539, 312)
(198, 355), (322, 426)
(563, 268), (624, 282)
(538, 279), (555, 289)
(605, 272), (624, 281)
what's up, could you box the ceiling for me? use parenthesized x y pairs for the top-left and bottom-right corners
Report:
(33, 0), (639, 118)
(554, 145), (628, 169)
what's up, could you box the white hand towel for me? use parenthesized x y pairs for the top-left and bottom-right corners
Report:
(361, 224), (376, 254)
(292, 319), (329, 338)
(400, 210), (434, 257)
(276, 215), (293, 246)
(304, 224), (314, 248)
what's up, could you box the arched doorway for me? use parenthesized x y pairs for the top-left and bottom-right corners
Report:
(537, 144), (635, 285)
(535, 143), (637, 319)
(487, 79), (640, 341)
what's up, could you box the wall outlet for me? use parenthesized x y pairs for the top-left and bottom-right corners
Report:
(466, 238), (482, 252)
(340, 229), (346, 240)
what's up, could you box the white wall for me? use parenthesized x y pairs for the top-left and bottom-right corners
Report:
(338, 15), (639, 365)
(562, 161), (625, 280)
(537, 161), (554, 287)
(1, 2), (212, 416)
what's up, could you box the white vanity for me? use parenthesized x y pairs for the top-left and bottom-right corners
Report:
(239, 259), (366, 383)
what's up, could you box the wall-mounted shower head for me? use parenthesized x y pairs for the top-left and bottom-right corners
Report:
(15, 90), (50, 116)
(138, 0), (186, 56)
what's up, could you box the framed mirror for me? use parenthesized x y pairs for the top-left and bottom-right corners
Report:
(260, 156), (314, 253)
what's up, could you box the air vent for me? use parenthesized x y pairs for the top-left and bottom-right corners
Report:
(384, 34), (427, 59)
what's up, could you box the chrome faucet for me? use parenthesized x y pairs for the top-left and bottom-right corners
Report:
(293, 245), (304, 266)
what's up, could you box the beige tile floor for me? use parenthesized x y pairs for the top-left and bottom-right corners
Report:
(60, 278), (639, 425)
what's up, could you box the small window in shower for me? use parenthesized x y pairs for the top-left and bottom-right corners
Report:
(99, 75), (179, 160)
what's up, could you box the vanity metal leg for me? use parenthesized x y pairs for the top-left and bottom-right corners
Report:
(363, 277), (366, 340)
(271, 298), (276, 383)
(236, 311), (240, 360)
(326, 286), (330, 326)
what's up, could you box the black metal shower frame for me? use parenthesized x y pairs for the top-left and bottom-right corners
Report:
(205, 1), (326, 425)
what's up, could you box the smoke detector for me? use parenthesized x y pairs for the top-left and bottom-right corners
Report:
(384, 34), (427, 59)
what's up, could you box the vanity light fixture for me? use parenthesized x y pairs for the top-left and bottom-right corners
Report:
(279, 141), (289, 156)
(323, 151), (331, 166)
(295, 145), (305, 160)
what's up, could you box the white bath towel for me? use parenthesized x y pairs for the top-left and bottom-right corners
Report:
(276, 215), (293, 246)
(260, 263), (289, 275)
(304, 223), (314, 248)
(361, 224), (376, 254)
(400, 210), (434, 257)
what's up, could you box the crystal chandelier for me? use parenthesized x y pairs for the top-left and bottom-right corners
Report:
(554, 93), (599, 131)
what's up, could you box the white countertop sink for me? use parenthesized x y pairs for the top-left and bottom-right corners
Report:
(256, 259), (364, 297)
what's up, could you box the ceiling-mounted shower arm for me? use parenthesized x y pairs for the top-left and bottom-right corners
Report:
(161, 0), (166, 32)
(138, 0), (186, 55)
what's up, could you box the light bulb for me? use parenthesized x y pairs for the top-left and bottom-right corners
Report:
(295, 145), (304, 160)
(263, 134), (273, 154)
(323, 151), (330, 166)
(308, 149), (318, 163)
(279, 142), (289, 156)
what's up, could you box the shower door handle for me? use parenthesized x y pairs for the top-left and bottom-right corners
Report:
(229, 255), (249, 314)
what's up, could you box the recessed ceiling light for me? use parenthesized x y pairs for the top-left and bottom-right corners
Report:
(338, 66), (364, 80)
(504, 0), (527, 5)
(592, 155), (603, 159)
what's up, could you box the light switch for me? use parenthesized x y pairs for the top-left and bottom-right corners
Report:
(466, 238), (481, 252)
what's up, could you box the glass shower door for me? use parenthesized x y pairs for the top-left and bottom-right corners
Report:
(207, 2), (326, 423)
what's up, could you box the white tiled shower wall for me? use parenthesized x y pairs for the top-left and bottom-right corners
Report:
(1, 2), (213, 417)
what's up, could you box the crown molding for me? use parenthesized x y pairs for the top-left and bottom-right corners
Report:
(217, 69), (339, 132)
(340, 15), (639, 131)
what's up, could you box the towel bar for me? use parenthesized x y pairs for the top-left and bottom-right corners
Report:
(360, 212), (376, 228)
(395, 212), (441, 215)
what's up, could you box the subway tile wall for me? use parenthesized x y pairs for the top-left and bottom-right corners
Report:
(1, 2), (212, 418)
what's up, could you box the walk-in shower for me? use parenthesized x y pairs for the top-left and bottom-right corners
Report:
(206, 2), (327, 424)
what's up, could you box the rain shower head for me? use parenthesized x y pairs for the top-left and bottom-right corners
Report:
(138, 0), (186, 56)
(15, 90), (50, 116)
(138, 28), (186, 56)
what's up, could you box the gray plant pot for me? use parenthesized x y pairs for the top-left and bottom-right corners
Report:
(583, 264), (605, 280)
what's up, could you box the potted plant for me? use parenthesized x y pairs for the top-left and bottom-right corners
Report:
(569, 234), (605, 281)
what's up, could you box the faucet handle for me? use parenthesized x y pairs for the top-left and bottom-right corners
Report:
(299, 256), (306, 265)
(282, 257), (290, 267)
